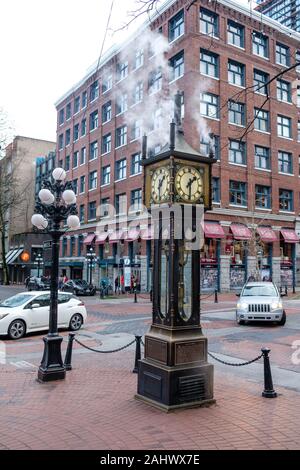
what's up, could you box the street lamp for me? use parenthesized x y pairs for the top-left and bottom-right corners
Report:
(31, 167), (80, 382)
(34, 253), (44, 278)
(86, 247), (96, 285)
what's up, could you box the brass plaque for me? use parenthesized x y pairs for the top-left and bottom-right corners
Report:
(145, 338), (168, 364)
(175, 341), (205, 365)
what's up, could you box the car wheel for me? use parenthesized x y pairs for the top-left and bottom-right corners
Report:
(69, 313), (83, 331)
(278, 311), (286, 326)
(8, 320), (26, 340)
(236, 313), (245, 325)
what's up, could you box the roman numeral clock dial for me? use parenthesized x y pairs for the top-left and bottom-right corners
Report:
(175, 166), (203, 202)
(151, 167), (170, 203)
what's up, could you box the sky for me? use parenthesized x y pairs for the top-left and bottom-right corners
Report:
(0, 0), (252, 143)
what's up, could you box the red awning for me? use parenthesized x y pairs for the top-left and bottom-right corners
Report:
(125, 228), (140, 241)
(204, 222), (225, 239)
(230, 224), (252, 240)
(109, 230), (125, 244)
(95, 232), (108, 245)
(140, 227), (154, 240)
(83, 234), (95, 245)
(281, 229), (299, 243)
(257, 227), (277, 243)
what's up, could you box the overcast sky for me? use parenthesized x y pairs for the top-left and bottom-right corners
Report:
(0, 0), (252, 143)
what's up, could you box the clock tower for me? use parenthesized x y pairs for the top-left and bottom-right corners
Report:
(136, 93), (216, 411)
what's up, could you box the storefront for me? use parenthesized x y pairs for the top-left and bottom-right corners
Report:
(280, 229), (299, 289)
(228, 224), (250, 290)
(200, 222), (224, 291)
(256, 226), (276, 281)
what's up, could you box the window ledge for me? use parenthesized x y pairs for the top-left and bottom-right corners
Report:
(253, 52), (269, 61)
(278, 135), (293, 141)
(201, 115), (220, 122)
(115, 144), (127, 150)
(228, 122), (245, 128)
(101, 151), (111, 156)
(254, 167), (271, 172)
(229, 162), (247, 167)
(254, 129), (270, 135)
(229, 83), (245, 90)
(102, 119), (112, 125)
(255, 207), (271, 211)
(278, 172), (294, 177)
(115, 178), (127, 183)
(200, 72), (219, 81)
(229, 204), (248, 209)
(228, 43), (245, 51)
(169, 75), (184, 85)
(130, 172), (142, 178)
(168, 33), (185, 46)
(101, 183), (110, 188)
(279, 210), (295, 214)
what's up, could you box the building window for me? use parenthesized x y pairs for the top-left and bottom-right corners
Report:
(82, 91), (87, 108)
(90, 80), (99, 101)
(102, 133), (111, 154)
(168, 9), (184, 42)
(133, 82), (143, 104)
(79, 205), (85, 223)
(117, 61), (128, 81)
(276, 43), (290, 66)
(66, 103), (72, 120)
(229, 181), (247, 206)
(116, 93), (128, 115)
(100, 198), (110, 218)
(277, 115), (292, 138)
(80, 175), (85, 194)
(200, 135), (220, 160)
(131, 152), (142, 175)
(200, 49), (219, 78)
(65, 129), (71, 146)
(78, 235), (84, 257)
(228, 60), (245, 87)
(89, 171), (97, 190)
(131, 189), (142, 211)
(228, 101), (245, 126)
(115, 126), (127, 148)
(255, 145), (270, 170)
(200, 92), (219, 119)
(59, 109), (64, 125)
(90, 110), (98, 131)
(116, 193), (127, 215)
(212, 177), (220, 202)
(253, 69), (269, 95)
(80, 147), (86, 165)
(90, 141), (98, 160)
(169, 51), (184, 81)
(277, 79), (291, 102)
(58, 134), (64, 150)
(102, 74), (113, 93)
(102, 101), (112, 123)
(72, 179), (78, 196)
(296, 51), (300, 73)
(102, 165), (111, 185)
(116, 159), (127, 180)
(252, 31), (269, 58)
(131, 120), (141, 141)
(278, 151), (293, 174)
(229, 140), (246, 165)
(149, 68), (162, 94)
(62, 238), (68, 257)
(255, 185), (271, 209)
(81, 118), (87, 137)
(151, 108), (162, 131)
(73, 151), (79, 168)
(200, 7), (218, 37)
(134, 49), (144, 69)
(254, 108), (270, 132)
(73, 124), (79, 142)
(65, 155), (70, 171)
(279, 189), (293, 211)
(227, 20), (244, 48)
(88, 201), (97, 220)
(74, 96), (80, 114)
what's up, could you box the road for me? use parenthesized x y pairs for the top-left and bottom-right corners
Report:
(0, 284), (299, 393)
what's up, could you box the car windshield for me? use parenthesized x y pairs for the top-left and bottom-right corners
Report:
(242, 285), (277, 297)
(0, 294), (35, 308)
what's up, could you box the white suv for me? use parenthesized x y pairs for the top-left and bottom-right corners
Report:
(236, 282), (286, 326)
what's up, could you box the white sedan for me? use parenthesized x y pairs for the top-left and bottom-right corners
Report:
(0, 291), (87, 339)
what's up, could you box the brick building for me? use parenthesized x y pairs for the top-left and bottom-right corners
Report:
(55, 0), (300, 291)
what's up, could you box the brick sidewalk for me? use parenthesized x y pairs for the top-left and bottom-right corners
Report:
(0, 350), (299, 450)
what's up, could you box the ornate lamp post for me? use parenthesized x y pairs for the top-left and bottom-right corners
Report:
(31, 167), (80, 382)
(85, 247), (96, 285)
(34, 253), (44, 278)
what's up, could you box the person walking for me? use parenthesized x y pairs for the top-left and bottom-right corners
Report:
(114, 276), (119, 294)
(120, 273), (125, 294)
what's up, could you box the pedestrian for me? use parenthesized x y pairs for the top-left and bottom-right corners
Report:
(58, 276), (63, 289)
(63, 274), (68, 284)
(120, 273), (125, 294)
(114, 276), (119, 294)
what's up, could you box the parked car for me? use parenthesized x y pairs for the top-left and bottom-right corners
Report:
(27, 277), (50, 291)
(0, 291), (87, 339)
(61, 279), (96, 296)
(236, 281), (286, 326)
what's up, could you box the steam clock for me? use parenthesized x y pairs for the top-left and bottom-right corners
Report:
(136, 109), (216, 411)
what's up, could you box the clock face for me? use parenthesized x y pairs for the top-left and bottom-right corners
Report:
(175, 166), (203, 202)
(151, 167), (170, 203)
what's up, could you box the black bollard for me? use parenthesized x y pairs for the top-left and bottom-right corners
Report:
(285, 285), (288, 296)
(64, 333), (76, 371)
(214, 289), (218, 303)
(132, 335), (142, 373)
(134, 290), (137, 303)
(261, 348), (277, 398)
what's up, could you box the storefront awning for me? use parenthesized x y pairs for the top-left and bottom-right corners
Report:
(230, 224), (252, 240)
(125, 228), (140, 241)
(95, 233), (108, 245)
(6, 248), (24, 265)
(281, 229), (299, 243)
(83, 234), (96, 245)
(109, 230), (124, 244)
(140, 227), (154, 240)
(257, 227), (277, 243)
(204, 222), (225, 239)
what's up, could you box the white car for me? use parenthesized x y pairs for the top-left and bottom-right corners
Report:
(0, 291), (87, 339)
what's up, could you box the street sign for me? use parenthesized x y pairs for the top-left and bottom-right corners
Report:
(43, 241), (52, 249)
(124, 258), (131, 266)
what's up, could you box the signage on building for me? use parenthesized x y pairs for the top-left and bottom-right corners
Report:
(43, 241), (52, 249)
(124, 267), (131, 287)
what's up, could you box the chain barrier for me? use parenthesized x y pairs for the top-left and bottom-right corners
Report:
(200, 291), (215, 300)
(74, 337), (136, 354)
(208, 351), (263, 367)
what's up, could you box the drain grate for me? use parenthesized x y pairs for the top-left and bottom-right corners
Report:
(178, 375), (206, 402)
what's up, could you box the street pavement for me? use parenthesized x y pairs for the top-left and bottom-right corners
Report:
(0, 284), (299, 450)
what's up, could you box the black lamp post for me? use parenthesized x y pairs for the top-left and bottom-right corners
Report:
(86, 247), (96, 285)
(32, 167), (80, 382)
(34, 253), (44, 278)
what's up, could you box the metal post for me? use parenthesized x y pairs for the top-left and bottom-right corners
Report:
(285, 285), (288, 296)
(261, 348), (277, 398)
(133, 335), (142, 373)
(64, 333), (76, 371)
(134, 286), (137, 303)
(214, 289), (218, 303)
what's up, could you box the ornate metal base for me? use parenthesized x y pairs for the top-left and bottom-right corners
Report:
(38, 335), (66, 382)
(135, 393), (216, 413)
